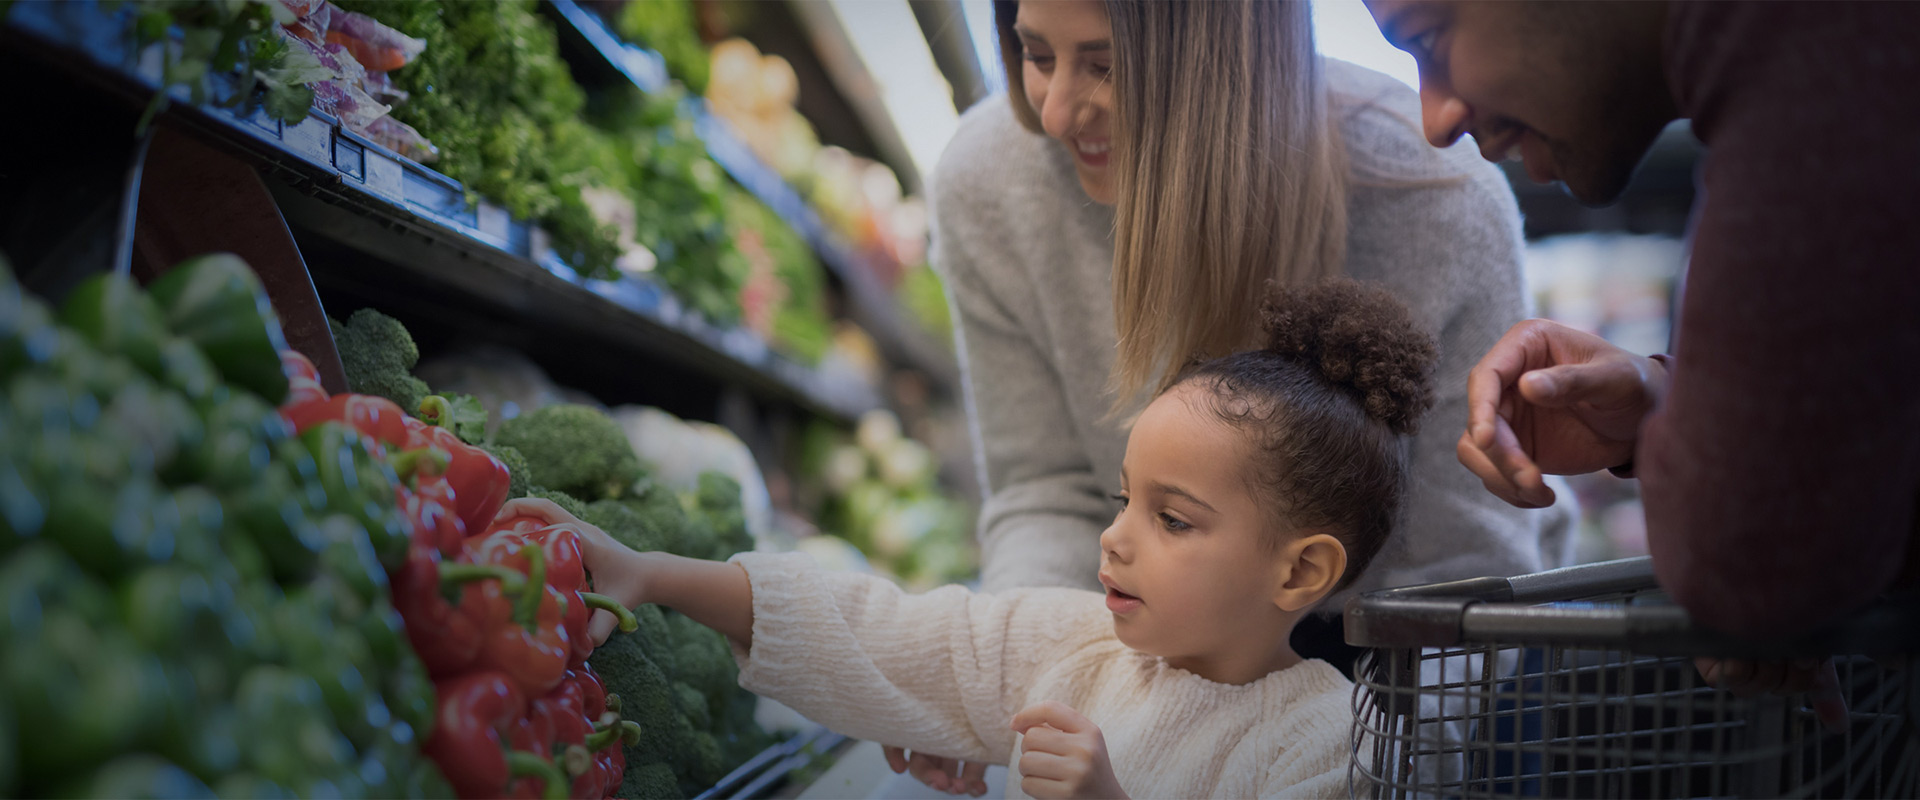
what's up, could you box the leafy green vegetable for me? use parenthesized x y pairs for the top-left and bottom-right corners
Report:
(334, 0), (623, 277)
(428, 393), (489, 445)
(615, 0), (710, 94)
(128, 0), (314, 132)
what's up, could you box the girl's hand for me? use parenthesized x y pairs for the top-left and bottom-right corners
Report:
(493, 498), (648, 645)
(884, 746), (988, 796)
(1010, 702), (1127, 800)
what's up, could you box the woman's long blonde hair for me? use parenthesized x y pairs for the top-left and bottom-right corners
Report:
(995, 0), (1350, 414)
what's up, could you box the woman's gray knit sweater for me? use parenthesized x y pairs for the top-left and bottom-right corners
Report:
(928, 59), (1576, 600)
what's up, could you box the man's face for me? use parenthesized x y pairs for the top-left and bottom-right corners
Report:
(1364, 0), (1676, 207)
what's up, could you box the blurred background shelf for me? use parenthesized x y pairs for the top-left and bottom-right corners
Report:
(2, 0), (879, 425)
(545, 0), (959, 391)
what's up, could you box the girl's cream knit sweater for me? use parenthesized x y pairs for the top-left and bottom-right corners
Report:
(728, 552), (1354, 799)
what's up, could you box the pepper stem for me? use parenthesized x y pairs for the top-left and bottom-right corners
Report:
(581, 592), (639, 633)
(387, 446), (450, 487)
(504, 750), (570, 800)
(439, 562), (527, 597)
(418, 395), (452, 428)
(605, 693), (622, 715)
(515, 544), (546, 629)
(563, 744), (593, 777)
(585, 720), (641, 751)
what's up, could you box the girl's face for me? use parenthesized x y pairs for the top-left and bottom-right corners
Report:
(1100, 385), (1313, 682)
(1014, 0), (1116, 204)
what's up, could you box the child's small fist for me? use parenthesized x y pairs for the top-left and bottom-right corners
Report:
(494, 498), (646, 645)
(1010, 701), (1127, 800)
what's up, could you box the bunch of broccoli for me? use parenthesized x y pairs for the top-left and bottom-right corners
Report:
(590, 606), (774, 798)
(329, 309), (432, 412)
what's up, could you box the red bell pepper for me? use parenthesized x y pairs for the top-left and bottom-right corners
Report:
(480, 523), (638, 666)
(277, 349), (328, 406)
(283, 393), (420, 451)
(422, 671), (566, 800)
(417, 395), (513, 536)
(466, 539), (573, 696)
(276, 349), (328, 404)
(280, 349), (323, 384)
(400, 474), (467, 557)
(595, 746), (623, 800)
(391, 545), (523, 678)
(507, 695), (569, 800)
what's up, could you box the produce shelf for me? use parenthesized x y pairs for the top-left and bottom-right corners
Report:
(3, 0), (879, 425)
(545, 0), (961, 391)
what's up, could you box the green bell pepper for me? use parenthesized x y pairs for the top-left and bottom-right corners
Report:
(159, 336), (221, 402)
(146, 253), (290, 404)
(315, 514), (388, 609)
(230, 666), (338, 788)
(57, 271), (168, 379)
(382, 648), (437, 738)
(0, 295), (62, 379)
(225, 462), (324, 585)
(45, 474), (179, 580)
(52, 754), (214, 800)
(7, 612), (171, 782)
(211, 773), (293, 800)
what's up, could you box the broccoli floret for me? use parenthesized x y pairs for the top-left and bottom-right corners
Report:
(678, 730), (724, 794)
(689, 471), (752, 560)
(328, 310), (429, 411)
(586, 630), (683, 767)
(665, 612), (736, 722)
(583, 499), (669, 554)
(671, 681), (710, 731)
(620, 762), (681, 800)
(628, 604), (677, 677)
(526, 487), (588, 520)
(481, 443), (531, 500)
(623, 483), (690, 557)
(494, 405), (641, 500)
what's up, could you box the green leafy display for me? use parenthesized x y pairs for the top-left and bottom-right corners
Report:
(615, 0), (711, 94)
(335, 0), (623, 277)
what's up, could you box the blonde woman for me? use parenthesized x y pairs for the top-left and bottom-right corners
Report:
(886, 0), (1575, 793)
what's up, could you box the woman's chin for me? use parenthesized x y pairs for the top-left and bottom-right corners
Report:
(1076, 169), (1116, 205)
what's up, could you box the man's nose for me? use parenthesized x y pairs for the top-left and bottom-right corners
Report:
(1420, 82), (1471, 148)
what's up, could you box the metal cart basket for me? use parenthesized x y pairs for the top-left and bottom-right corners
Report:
(1344, 557), (1920, 799)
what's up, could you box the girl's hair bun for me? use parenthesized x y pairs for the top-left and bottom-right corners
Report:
(1260, 279), (1437, 435)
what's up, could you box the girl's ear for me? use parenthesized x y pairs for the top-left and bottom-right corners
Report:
(1271, 533), (1347, 613)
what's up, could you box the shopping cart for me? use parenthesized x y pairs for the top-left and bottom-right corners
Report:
(1343, 556), (1920, 799)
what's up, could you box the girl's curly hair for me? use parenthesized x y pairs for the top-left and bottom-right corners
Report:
(1173, 279), (1437, 591)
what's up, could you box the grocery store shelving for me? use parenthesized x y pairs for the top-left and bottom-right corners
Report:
(2, 0), (879, 425)
(545, 0), (961, 392)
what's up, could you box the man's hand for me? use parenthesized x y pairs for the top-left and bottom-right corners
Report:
(884, 747), (988, 796)
(1010, 702), (1126, 800)
(1696, 657), (1849, 732)
(1459, 319), (1670, 508)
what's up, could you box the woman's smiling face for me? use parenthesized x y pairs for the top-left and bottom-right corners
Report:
(1014, 0), (1116, 204)
(1099, 384), (1299, 677)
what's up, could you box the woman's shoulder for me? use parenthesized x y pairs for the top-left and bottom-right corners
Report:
(932, 97), (1078, 215)
(1325, 58), (1503, 188)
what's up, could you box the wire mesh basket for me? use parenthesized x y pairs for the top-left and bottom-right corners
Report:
(1344, 557), (1920, 799)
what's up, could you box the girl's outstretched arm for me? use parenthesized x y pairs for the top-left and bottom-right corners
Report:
(493, 499), (754, 648)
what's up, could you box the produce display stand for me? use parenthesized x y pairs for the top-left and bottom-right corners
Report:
(3, 0), (882, 427)
(542, 0), (960, 393)
(2, 4), (889, 795)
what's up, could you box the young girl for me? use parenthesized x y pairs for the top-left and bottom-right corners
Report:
(504, 280), (1437, 800)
